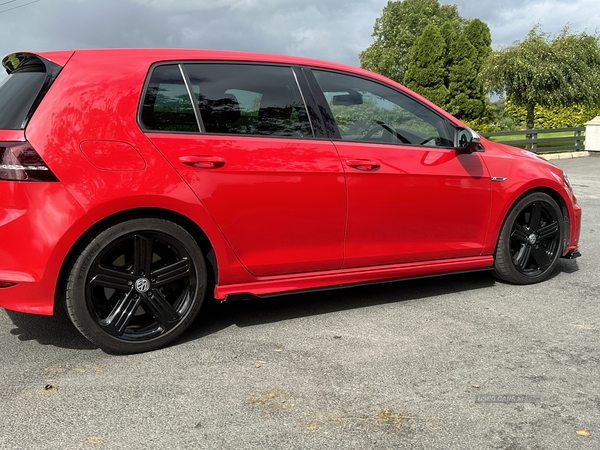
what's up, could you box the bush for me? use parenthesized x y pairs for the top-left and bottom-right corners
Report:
(504, 100), (600, 128)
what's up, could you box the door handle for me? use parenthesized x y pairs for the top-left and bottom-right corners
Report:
(178, 155), (226, 169)
(345, 159), (380, 171)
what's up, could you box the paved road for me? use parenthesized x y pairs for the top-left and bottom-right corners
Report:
(1, 156), (599, 450)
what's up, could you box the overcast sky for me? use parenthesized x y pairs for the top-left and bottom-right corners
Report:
(0, 0), (598, 75)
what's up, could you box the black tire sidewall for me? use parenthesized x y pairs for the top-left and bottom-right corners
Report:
(66, 218), (207, 354)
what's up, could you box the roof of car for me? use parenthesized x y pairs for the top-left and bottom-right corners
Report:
(26, 48), (365, 75)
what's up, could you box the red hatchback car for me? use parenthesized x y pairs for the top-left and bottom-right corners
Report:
(0, 49), (581, 353)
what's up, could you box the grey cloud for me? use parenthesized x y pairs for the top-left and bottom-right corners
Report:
(0, 0), (382, 67)
(441, 0), (600, 48)
(0, 0), (598, 78)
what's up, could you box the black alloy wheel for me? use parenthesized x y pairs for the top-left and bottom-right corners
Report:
(66, 218), (207, 354)
(494, 192), (564, 284)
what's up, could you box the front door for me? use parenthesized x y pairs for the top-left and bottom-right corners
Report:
(311, 69), (491, 268)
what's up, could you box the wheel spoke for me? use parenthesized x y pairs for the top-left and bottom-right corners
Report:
(530, 244), (552, 271)
(152, 259), (191, 286)
(90, 265), (136, 290)
(100, 293), (142, 337)
(133, 234), (153, 276)
(537, 221), (560, 240)
(510, 225), (530, 243)
(142, 290), (181, 331)
(513, 244), (532, 271)
(529, 203), (542, 231)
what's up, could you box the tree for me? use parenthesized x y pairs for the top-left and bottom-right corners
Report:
(483, 25), (600, 129)
(360, 2), (492, 121)
(403, 24), (449, 107)
(359, 0), (461, 83)
(461, 18), (492, 71)
(446, 20), (492, 120)
(403, 18), (491, 120)
(439, 21), (458, 88)
(446, 33), (483, 119)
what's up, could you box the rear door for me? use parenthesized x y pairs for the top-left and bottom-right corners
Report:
(141, 63), (346, 277)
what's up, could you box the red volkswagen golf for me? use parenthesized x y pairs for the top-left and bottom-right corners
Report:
(0, 49), (581, 353)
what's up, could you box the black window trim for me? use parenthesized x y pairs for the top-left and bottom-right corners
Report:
(138, 60), (328, 140)
(292, 67), (328, 139)
(298, 67), (342, 140)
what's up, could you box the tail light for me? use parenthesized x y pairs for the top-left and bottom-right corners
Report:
(0, 141), (58, 181)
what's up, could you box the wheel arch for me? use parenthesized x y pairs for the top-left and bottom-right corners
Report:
(486, 170), (573, 251)
(54, 207), (218, 311)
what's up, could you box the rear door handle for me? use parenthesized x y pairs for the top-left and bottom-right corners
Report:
(179, 155), (226, 169)
(345, 159), (380, 171)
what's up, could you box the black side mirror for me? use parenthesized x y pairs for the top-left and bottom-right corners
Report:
(457, 127), (484, 153)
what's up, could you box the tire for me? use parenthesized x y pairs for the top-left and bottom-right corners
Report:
(494, 192), (564, 284)
(66, 218), (207, 354)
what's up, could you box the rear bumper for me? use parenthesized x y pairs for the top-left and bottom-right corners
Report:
(0, 181), (91, 315)
(0, 281), (56, 315)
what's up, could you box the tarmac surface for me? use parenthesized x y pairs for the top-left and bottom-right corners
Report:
(1, 156), (599, 449)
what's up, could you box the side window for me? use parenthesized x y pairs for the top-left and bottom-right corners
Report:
(312, 70), (454, 147)
(141, 65), (199, 132)
(184, 64), (313, 138)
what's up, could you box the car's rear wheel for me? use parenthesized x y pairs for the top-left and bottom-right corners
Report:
(66, 218), (207, 354)
(494, 192), (564, 284)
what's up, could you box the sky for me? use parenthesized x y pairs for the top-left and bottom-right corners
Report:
(0, 0), (598, 77)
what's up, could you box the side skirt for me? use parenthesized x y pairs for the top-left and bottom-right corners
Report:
(214, 256), (494, 301)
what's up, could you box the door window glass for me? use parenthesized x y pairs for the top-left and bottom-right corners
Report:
(313, 70), (453, 147)
(184, 64), (313, 138)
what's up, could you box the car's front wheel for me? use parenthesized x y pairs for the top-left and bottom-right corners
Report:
(66, 218), (207, 354)
(494, 192), (564, 284)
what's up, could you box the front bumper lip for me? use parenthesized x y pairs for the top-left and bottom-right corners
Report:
(562, 248), (581, 259)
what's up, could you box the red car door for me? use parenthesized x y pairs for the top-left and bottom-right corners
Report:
(310, 69), (491, 268)
(334, 141), (491, 267)
(149, 134), (346, 276)
(143, 63), (346, 277)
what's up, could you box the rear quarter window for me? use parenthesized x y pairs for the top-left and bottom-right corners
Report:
(0, 55), (48, 129)
(140, 65), (199, 133)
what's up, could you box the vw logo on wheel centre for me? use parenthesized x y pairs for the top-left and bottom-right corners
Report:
(134, 277), (151, 293)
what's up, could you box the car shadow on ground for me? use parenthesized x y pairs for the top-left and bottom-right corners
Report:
(2, 259), (578, 352)
(184, 259), (578, 343)
(182, 270), (498, 343)
(4, 304), (96, 350)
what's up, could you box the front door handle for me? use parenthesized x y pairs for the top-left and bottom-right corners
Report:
(345, 159), (380, 171)
(179, 155), (226, 169)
